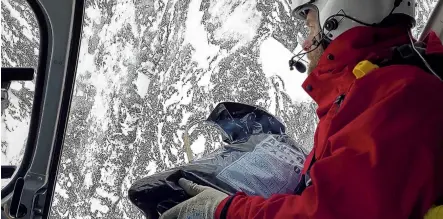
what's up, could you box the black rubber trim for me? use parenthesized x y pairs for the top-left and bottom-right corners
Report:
(42, 0), (85, 217)
(219, 195), (236, 219)
(9, 178), (25, 218)
(1, 68), (34, 82)
(1, 165), (17, 179)
(1, 0), (49, 199)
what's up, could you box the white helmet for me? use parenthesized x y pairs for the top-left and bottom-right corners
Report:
(290, 0), (416, 41)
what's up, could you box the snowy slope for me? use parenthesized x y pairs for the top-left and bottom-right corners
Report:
(1, 0), (438, 218)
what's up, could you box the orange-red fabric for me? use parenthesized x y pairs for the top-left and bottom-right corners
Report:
(215, 28), (443, 219)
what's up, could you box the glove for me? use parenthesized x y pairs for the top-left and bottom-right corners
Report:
(160, 178), (228, 219)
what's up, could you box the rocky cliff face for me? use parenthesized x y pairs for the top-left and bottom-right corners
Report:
(1, 0), (437, 218)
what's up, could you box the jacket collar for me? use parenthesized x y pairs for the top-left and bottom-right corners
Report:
(302, 26), (413, 115)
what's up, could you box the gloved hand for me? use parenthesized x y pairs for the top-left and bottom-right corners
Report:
(160, 178), (228, 219)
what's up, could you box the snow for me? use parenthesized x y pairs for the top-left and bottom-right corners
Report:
(197, 70), (212, 87)
(170, 146), (178, 156)
(121, 110), (137, 135)
(90, 198), (110, 214)
(84, 3), (101, 24)
(166, 115), (173, 122)
(99, 164), (117, 187)
(75, 46), (96, 76)
(157, 122), (165, 157)
(56, 186), (69, 199)
(134, 72), (150, 98)
(88, 73), (110, 132)
(96, 187), (119, 204)
(184, 0), (220, 69)
(210, 1), (263, 45)
(163, 80), (194, 110)
(2, 52), (17, 66)
(103, 0), (138, 38)
(260, 37), (311, 103)
(266, 83), (277, 115)
(176, 129), (185, 146)
(2, 0), (36, 42)
(190, 135), (206, 154)
(145, 161), (157, 176)
(1, 91), (30, 165)
(180, 110), (192, 126)
(84, 171), (93, 189)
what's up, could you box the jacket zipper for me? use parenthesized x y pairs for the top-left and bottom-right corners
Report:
(334, 94), (346, 113)
(297, 94), (347, 194)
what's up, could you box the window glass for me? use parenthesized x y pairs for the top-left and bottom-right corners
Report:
(413, 0), (440, 38)
(52, 1), (316, 217)
(1, 0), (39, 188)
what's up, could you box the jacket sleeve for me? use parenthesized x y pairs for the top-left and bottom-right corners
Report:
(215, 68), (443, 219)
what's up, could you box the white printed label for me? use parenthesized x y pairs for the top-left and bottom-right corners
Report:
(216, 136), (305, 198)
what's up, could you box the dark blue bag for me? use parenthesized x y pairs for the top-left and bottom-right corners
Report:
(128, 102), (307, 219)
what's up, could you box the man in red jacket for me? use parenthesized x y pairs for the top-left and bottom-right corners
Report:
(160, 0), (443, 218)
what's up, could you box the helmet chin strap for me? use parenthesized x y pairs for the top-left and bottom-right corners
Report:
(289, 5), (337, 73)
(288, 15), (335, 73)
(288, 30), (325, 73)
(320, 36), (331, 50)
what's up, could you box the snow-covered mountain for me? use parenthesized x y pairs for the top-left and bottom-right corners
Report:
(1, 0), (438, 218)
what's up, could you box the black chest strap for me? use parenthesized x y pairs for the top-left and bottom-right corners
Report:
(377, 42), (443, 79)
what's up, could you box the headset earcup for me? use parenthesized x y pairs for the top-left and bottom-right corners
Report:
(324, 19), (339, 31)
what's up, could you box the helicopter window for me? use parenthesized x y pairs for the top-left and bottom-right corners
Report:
(1, 0), (39, 188)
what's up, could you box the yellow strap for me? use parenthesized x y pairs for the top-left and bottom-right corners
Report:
(352, 60), (379, 79)
(424, 205), (443, 219)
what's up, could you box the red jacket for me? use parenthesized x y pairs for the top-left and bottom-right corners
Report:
(215, 27), (443, 219)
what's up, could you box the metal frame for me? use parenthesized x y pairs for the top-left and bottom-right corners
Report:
(1, 0), (84, 217)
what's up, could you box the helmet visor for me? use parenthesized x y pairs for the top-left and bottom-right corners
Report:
(291, 0), (317, 20)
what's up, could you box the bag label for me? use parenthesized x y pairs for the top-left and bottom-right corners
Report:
(216, 135), (305, 197)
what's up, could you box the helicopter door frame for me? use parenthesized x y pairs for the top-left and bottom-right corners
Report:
(1, 0), (84, 218)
